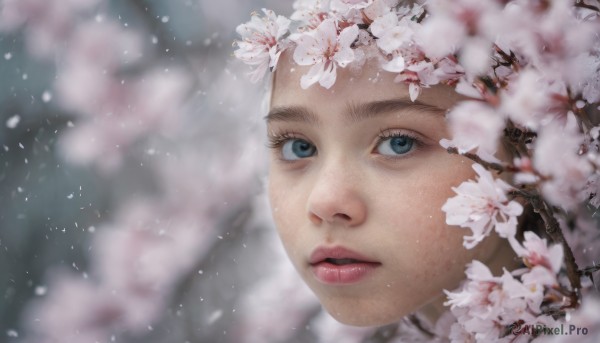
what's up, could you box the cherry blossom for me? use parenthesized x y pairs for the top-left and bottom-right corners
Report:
(533, 116), (592, 210)
(361, 0), (400, 21)
(499, 69), (566, 130)
(511, 231), (564, 274)
(458, 37), (493, 77)
(370, 12), (414, 54)
(537, 294), (600, 342)
(23, 272), (123, 343)
(292, 19), (359, 89)
(234, 9), (291, 83)
(290, 0), (332, 27)
(442, 164), (523, 249)
(5, 0), (600, 342)
(330, 0), (374, 14)
(230, 0), (600, 341)
(0, 0), (101, 58)
(513, 157), (539, 185)
(234, 232), (320, 342)
(440, 100), (505, 160)
(381, 55), (405, 73)
(445, 261), (560, 343)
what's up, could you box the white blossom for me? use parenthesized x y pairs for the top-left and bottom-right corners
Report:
(440, 100), (504, 160)
(445, 260), (560, 343)
(442, 164), (523, 249)
(511, 231), (564, 275)
(534, 117), (592, 210)
(370, 12), (414, 54)
(234, 9), (291, 83)
(292, 19), (358, 89)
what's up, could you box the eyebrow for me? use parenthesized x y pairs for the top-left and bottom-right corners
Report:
(265, 99), (445, 124)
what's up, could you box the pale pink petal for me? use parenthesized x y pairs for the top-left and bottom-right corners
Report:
(319, 62), (337, 89)
(382, 55), (405, 72)
(337, 24), (359, 48)
(409, 82), (421, 101)
(301, 62), (326, 89)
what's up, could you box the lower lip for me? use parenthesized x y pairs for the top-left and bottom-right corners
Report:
(311, 262), (380, 284)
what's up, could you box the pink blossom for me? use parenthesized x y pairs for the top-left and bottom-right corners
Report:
(495, 0), (599, 77)
(513, 157), (539, 185)
(448, 322), (477, 343)
(394, 60), (441, 101)
(459, 37), (493, 77)
(0, 0), (101, 58)
(361, 0), (400, 21)
(57, 68), (191, 171)
(330, 0), (374, 13)
(445, 261), (559, 342)
(416, 0), (501, 60)
(500, 69), (566, 130)
(23, 272), (123, 343)
(339, 0), (371, 6)
(511, 231), (564, 275)
(416, 14), (467, 59)
(442, 163), (523, 249)
(290, 0), (332, 26)
(444, 262), (511, 342)
(381, 55), (405, 72)
(55, 20), (144, 117)
(536, 294), (600, 343)
(454, 78), (484, 99)
(234, 232), (320, 342)
(534, 117), (592, 209)
(64, 20), (143, 71)
(440, 100), (504, 160)
(370, 12), (414, 54)
(569, 53), (600, 104)
(235, 9), (291, 83)
(292, 19), (359, 88)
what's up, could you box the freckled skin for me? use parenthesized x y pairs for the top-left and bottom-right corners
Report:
(268, 56), (516, 327)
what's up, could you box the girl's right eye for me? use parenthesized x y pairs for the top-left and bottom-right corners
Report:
(280, 138), (316, 160)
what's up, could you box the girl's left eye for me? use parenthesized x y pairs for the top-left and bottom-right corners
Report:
(376, 134), (416, 156)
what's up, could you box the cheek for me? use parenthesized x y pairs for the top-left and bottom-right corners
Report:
(267, 171), (305, 259)
(377, 162), (479, 284)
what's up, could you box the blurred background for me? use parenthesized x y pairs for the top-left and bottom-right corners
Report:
(0, 1), (375, 342)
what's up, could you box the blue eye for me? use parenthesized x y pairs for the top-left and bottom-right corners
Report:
(376, 135), (415, 156)
(281, 139), (316, 160)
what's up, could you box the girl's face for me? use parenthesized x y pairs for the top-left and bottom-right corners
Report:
(267, 59), (507, 326)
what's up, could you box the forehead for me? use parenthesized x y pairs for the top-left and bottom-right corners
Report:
(271, 53), (463, 113)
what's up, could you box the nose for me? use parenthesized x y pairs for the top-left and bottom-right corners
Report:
(307, 161), (367, 227)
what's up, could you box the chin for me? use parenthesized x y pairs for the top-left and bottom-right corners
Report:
(319, 297), (411, 327)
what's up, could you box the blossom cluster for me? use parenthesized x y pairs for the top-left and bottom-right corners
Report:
(234, 0), (465, 100)
(444, 232), (565, 342)
(236, 0), (600, 342)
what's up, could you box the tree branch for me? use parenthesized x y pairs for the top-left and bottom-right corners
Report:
(575, 0), (600, 12)
(446, 147), (515, 173)
(529, 196), (582, 307)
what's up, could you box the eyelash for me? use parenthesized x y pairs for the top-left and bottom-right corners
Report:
(266, 129), (424, 160)
(266, 130), (301, 150)
(374, 129), (423, 154)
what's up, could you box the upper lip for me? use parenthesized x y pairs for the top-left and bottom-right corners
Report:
(309, 246), (380, 265)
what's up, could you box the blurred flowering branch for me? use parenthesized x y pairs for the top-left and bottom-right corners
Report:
(0, 0), (275, 342)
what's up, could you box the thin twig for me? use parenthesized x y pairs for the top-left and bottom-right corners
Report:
(529, 197), (582, 307)
(575, 0), (600, 12)
(446, 147), (509, 173)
